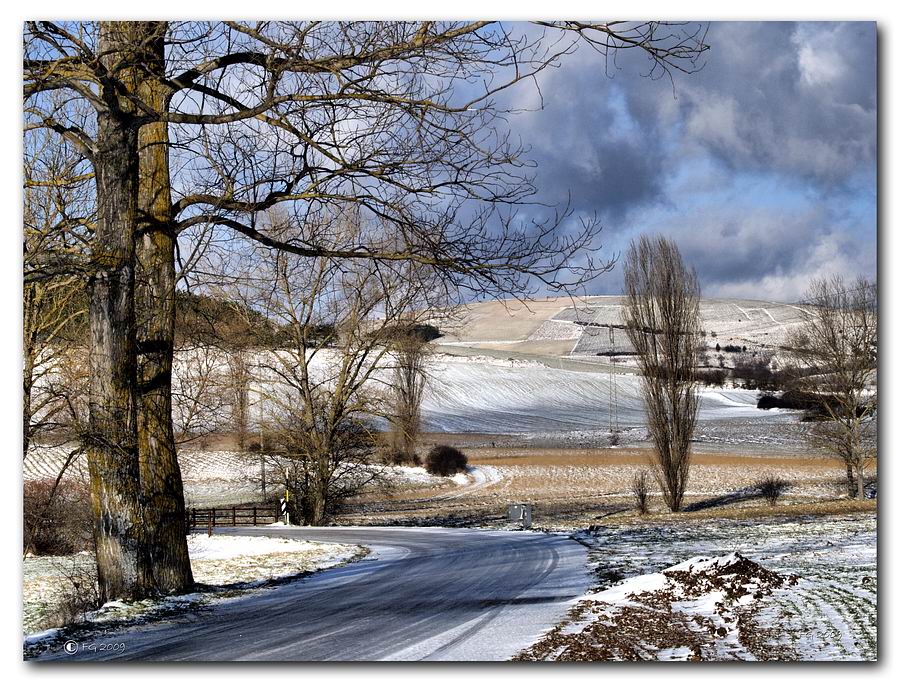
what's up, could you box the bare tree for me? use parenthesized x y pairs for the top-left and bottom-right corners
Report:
(623, 236), (701, 513)
(24, 20), (708, 600)
(387, 326), (432, 464)
(225, 352), (252, 451)
(170, 344), (231, 445)
(788, 276), (877, 499)
(24, 128), (92, 459)
(228, 212), (439, 525)
(630, 470), (651, 515)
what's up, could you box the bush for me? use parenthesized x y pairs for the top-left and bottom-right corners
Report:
(696, 368), (727, 387)
(46, 558), (101, 629)
(631, 470), (651, 514)
(756, 475), (789, 505)
(384, 448), (421, 466)
(732, 351), (789, 391)
(24, 478), (93, 556)
(425, 445), (468, 476)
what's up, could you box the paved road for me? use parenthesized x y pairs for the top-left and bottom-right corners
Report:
(41, 527), (590, 661)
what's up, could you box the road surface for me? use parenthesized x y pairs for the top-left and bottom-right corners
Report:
(37, 526), (590, 661)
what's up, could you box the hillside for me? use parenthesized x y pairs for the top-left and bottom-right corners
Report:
(436, 296), (809, 366)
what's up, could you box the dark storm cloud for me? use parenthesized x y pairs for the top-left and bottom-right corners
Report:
(564, 203), (876, 303)
(502, 49), (670, 222)
(498, 21), (877, 300)
(670, 22), (877, 184)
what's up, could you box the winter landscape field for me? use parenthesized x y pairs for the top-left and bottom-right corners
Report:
(21, 18), (877, 666)
(23, 296), (877, 661)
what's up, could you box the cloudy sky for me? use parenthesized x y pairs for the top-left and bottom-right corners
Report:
(500, 21), (877, 302)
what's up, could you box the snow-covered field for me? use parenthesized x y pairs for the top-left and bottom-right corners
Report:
(421, 354), (795, 434)
(440, 296), (809, 362)
(518, 513), (876, 661)
(23, 533), (361, 641)
(546, 297), (807, 356)
(178, 456), (461, 508)
(23, 444), (467, 508)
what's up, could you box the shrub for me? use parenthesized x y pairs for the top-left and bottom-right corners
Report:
(696, 368), (727, 387)
(756, 475), (789, 505)
(631, 470), (651, 514)
(46, 558), (101, 629)
(732, 351), (790, 391)
(425, 445), (468, 476)
(24, 478), (93, 556)
(384, 448), (421, 466)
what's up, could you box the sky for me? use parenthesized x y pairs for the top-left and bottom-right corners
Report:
(498, 21), (877, 302)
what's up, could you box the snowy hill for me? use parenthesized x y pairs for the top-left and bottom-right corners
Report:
(420, 355), (789, 434)
(436, 296), (809, 363)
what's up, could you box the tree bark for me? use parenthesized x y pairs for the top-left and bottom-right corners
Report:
(23, 286), (36, 459)
(133, 21), (194, 594)
(87, 62), (152, 601)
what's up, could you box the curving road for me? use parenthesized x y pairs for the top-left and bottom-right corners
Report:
(39, 527), (590, 662)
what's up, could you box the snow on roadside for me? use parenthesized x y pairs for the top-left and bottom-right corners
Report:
(451, 471), (470, 486)
(23, 534), (362, 647)
(518, 552), (795, 661)
(537, 514), (876, 661)
(186, 533), (358, 586)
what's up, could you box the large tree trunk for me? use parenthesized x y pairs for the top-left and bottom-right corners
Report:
(87, 59), (152, 601)
(133, 21), (194, 594)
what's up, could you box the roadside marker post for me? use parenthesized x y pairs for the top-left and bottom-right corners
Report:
(507, 503), (533, 529)
(280, 494), (290, 526)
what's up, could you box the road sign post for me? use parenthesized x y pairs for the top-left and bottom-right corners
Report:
(507, 503), (533, 529)
(280, 494), (290, 526)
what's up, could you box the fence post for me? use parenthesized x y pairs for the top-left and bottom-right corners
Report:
(252, 506), (257, 526)
(232, 506), (236, 526)
(207, 513), (213, 537)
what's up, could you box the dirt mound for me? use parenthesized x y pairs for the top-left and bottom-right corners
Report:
(516, 552), (798, 661)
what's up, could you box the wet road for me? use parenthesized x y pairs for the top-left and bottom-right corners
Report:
(40, 526), (590, 661)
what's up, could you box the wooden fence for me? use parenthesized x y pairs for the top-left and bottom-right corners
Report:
(187, 504), (281, 531)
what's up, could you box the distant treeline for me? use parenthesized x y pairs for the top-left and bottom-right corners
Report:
(40, 289), (444, 349)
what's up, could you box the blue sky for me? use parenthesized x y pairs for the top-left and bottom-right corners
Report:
(497, 21), (877, 302)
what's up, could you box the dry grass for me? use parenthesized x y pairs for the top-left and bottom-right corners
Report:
(467, 446), (838, 468)
(336, 442), (875, 529)
(594, 498), (876, 526)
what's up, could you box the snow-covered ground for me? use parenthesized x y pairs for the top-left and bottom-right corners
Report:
(545, 297), (808, 358)
(23, 445), (467, 508)
(521, 513), (876, 661)
(23, 533), (361, 641)
(519, 551), (795, 661)
(421, 354), (795, 434)
(440, 296), (809, 364)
